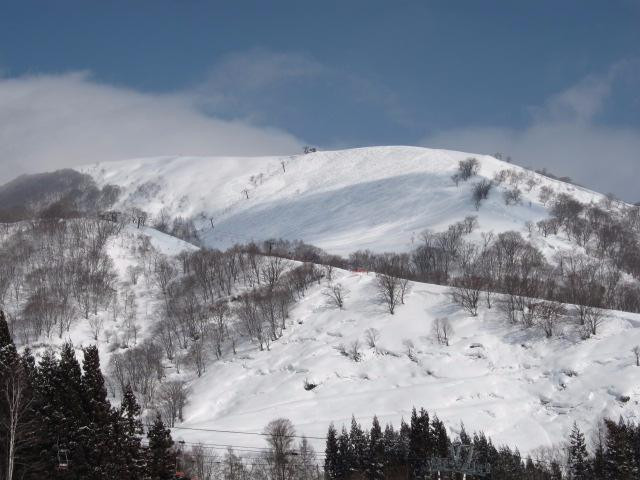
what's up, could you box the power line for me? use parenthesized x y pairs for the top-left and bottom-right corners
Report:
(160, 425), (327, 441)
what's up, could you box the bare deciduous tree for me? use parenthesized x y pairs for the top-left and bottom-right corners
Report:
(364, 328), (380, 351)
(450, 276), (483, 316)
(432, 317), (453, 346)
(88, 315), (105, 341)
(158, 380), (190, 427)
(264, 418), (297, 480)
(322, 283), (349, 310)
(375, 273), (402, 315)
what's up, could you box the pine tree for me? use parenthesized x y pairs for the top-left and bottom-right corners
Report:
(398, 419), (410, 466)
(408, 407), (430, 479)
(592, 423), (606, 479)
(382, 423), (398, 470)
(431, 415), (449, 458)
(368, 416), (385, 479)
(147, 413), (175, 480)
(350, 416), (369, 475)
(81, 346), (114, 480)
(568, 422), (590, 480)
(604, 418), (635, 480)
(324, 423), (339, 479)
(50, 343), (90, 480)
(336, 427), (352, 479)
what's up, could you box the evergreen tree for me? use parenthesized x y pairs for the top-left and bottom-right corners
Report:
(110, 384), (145, 479)
(367, 416), (385, 479)
(324, 423), (339, 479)
(567, 422), (590, 480)
(408, 407), (430, 479)
(146, 413), (175, 480)
(604, 418), (635, 480)
(35, 343), (90, 480)
(431, 415), (449, 458)
(336, 427), (352, 479)
(550, 460), (563, 480)
(81, 345), (114, 480)
(350, 416), (369, 474)
(382, 423), (399, 470)
(398, 419), (411, 466)
(592, 423), (606, 479)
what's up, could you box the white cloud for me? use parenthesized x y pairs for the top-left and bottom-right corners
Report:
(422, 62), (640, 201)
(0, 71), (302, 184)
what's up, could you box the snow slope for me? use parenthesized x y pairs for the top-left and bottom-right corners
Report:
(78, 146), (611, 255)
(176, 268), (640, 455)
(63, 146), (638, 454)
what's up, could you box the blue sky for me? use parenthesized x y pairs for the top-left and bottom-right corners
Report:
(0, 1), (639, 199)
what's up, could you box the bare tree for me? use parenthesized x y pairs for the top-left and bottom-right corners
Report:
(322, 283), (349, 310)
(537, 301), (567, 338)
(189, 444), (220, 480)
(633, 346), (640, 366)
(88, 315), (105, 341)
(503, 187), (522, 205)
(375, 273), (402, 315)
(261, 256), (289, 290)
(432, 317), (453, 346)
(364, 328), (380, 350)
(264, 418), (297, 480)
(582, 306), (605, 338)
(158, 380), (190, 427)
(450, 276), (483, 316)
(0, 350), (33, 480)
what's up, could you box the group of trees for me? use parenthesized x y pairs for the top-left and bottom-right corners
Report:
(0, 169), (120, 223)
(0, 311), (177, 480)
(324, 407), (640, 480)
(566, 419), (640, 480)
(0, 219), (120, 344)
(147, 246), (322, 377)
(324, 408), (559, 480)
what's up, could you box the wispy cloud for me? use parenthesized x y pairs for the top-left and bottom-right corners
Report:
(0, 71), (302, 184)
(421, 60), (640, 201)
(195, 48), (416, 129)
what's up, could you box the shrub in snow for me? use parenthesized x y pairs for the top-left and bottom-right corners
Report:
(472, 180), (493, 210)
(503, 187), (522, 205)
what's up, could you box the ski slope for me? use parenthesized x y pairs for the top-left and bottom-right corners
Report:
(175, 267), (640, 455)
(78, 146), (610, 255)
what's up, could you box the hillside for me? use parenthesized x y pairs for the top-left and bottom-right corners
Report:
(179, 267), (640, 455)
(3, 145), (639, 464)
(77, 146), (611, 255)
(11, 222), (638, 456)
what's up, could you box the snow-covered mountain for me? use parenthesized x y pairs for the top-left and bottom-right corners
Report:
(78, 146), (611, 255)
(44, 224), (640, 456)
(5, 146), (638, 459)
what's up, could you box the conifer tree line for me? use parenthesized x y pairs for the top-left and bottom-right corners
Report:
(0, 310), (176, 480)
(323, 409), (640, 480)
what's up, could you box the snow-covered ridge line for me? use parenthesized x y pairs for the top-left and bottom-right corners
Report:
(76, 146), (614, 256)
